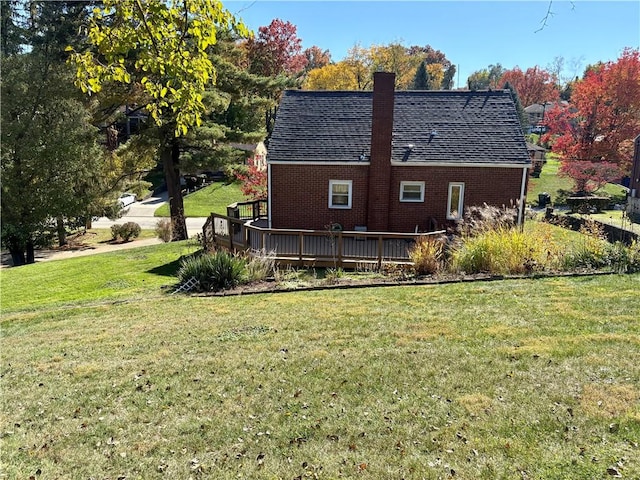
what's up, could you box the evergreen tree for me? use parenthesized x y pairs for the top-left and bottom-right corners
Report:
(1, 1), (105, 265)
(410, 61), (429, 90)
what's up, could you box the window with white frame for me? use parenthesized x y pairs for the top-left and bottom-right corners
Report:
(329, 180), (352, 208)
(447, 182), (465, 219)
(400, 181), (425, 202)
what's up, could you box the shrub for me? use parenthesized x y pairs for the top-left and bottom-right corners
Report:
(451, 227), (552, 275)
(110, 222), (141, 242)
(155, 219), (172, 242)
(177, 251), (246, 292)
(245, 249), (276, 282)
(457, 204), (519, 237)
(562, 220), (610, 270)
(409, 236), (444, 275)
(110, 224), (121, 241)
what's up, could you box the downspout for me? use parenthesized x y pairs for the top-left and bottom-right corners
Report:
(517, 165), (528, 226)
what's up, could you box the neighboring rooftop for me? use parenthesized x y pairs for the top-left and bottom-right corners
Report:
(268, 89), (530, 165)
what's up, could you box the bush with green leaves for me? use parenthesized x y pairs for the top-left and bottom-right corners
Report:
(177, 251), (247, 292)
(110, 222), (141, 242)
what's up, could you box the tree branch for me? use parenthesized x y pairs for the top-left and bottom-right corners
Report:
(535, 1), (554, 33)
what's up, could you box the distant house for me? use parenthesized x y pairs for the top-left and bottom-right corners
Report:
(231, 141), (267, 171)
(524, 101), (568, 133)
(266, 72), (531, 233)
(628, 135), (640, 222)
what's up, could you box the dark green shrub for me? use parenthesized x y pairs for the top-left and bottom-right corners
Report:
(178, 251), (246, 292)
(111, 222), (141, 242)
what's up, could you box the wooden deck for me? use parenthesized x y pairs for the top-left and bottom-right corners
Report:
(203, 203), (445, 268)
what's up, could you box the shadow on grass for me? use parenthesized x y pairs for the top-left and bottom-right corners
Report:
(147, 257), (184, 277)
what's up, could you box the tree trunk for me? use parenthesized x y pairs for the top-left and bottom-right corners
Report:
(161, 133), (188, 241)
(26, 240), (35, 264)
(56, 216), (67, 247)
(9, 247), (26, 267)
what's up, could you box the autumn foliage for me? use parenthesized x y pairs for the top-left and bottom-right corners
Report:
(235, 157), (267, 200)
(498, 66), (560, 107)
(544, 48), (640, 192)
(245, 19), (308, 77)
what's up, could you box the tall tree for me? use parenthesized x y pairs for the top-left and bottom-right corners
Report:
(303, 45), (331, 71)
(70, 0), (248, 241)
(544, 48), (640, 190)
(245, 18), (307, 78)
(410, 61), (429, 90)
(303, 42), (455, 91)
(498, 66), (560, 107)
(1, 1), (106, 265)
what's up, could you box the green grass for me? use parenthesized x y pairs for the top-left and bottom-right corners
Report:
(1, 243), (639, 479)
(0, 240), (199, 312)
(527, 156), (628, 206)
(154, 181), (245, 217)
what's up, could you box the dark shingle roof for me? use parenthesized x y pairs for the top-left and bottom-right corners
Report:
(267, 89), (530, 165)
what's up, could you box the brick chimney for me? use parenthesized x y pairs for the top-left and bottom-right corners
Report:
(367, 72), (395, 231)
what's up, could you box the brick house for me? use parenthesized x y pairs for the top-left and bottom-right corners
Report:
(266, 72), (531, 233)
(628, 135), (640, 222)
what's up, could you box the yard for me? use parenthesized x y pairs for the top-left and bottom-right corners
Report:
(526, 156), (628, 207)
(1, 240), (639, 479)
(154, 181), (245, 217)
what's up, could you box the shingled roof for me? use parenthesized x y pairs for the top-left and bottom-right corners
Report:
(267, 89), (530, 165)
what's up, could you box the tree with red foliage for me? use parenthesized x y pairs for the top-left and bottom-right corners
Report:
(544, 48), (640, 192)
(498, 66), (560, 107)
(559, 161), (623, 194)
(304, 45), (331, 71)
(246, 19), (308, 77)
(235, 157), (267, 200)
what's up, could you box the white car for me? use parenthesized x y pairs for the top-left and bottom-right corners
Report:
(118, 193), (137, 208)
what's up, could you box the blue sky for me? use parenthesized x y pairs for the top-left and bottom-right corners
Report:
(225, 1), (639, 88)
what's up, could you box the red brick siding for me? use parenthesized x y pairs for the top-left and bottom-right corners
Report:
(270, 164), (525, 232)
(270, 164), (369, 230)
(388, 166), (525, 232)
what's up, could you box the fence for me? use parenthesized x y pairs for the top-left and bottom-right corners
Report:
(203, 213), (445, 268)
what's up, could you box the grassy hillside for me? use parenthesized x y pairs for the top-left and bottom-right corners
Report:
(526, 156), (628, 206)
(1, 242), (639, 479)
(154, 181), (245, 217)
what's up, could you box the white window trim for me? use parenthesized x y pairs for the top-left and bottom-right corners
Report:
(329, 180), (353, 209)
(399, 181), (425, 202)
(447, 182), (465, 220)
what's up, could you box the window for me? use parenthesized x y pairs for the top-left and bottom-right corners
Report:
(400, 181), (425, 202)
(329, 180), (352, 209)
(447, 182), (465, 219)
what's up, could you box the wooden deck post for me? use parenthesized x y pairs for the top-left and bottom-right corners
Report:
(377, 236), (383, 269)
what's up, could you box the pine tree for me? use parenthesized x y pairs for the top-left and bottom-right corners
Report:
(411, 61), (429, 90)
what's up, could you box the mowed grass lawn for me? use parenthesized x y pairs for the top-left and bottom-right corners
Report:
(154, 181), (245, 217)
(1, 243), (639, 479)
(526, 156), (628, 206)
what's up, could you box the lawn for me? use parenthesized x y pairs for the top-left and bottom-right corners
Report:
(154, 181), (246, 217)
(526, 156), (628, 206)
(1, 242), (639, 479)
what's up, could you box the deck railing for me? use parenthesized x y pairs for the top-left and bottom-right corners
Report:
(226, 200), (268, 221)
(203, 213), (446, 268)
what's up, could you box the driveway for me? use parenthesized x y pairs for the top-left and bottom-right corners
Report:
(92, 191), (209, 238)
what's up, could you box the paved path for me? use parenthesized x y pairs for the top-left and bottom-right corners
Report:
(1, 193), (209, 268)
(92, 192), (208, 238)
